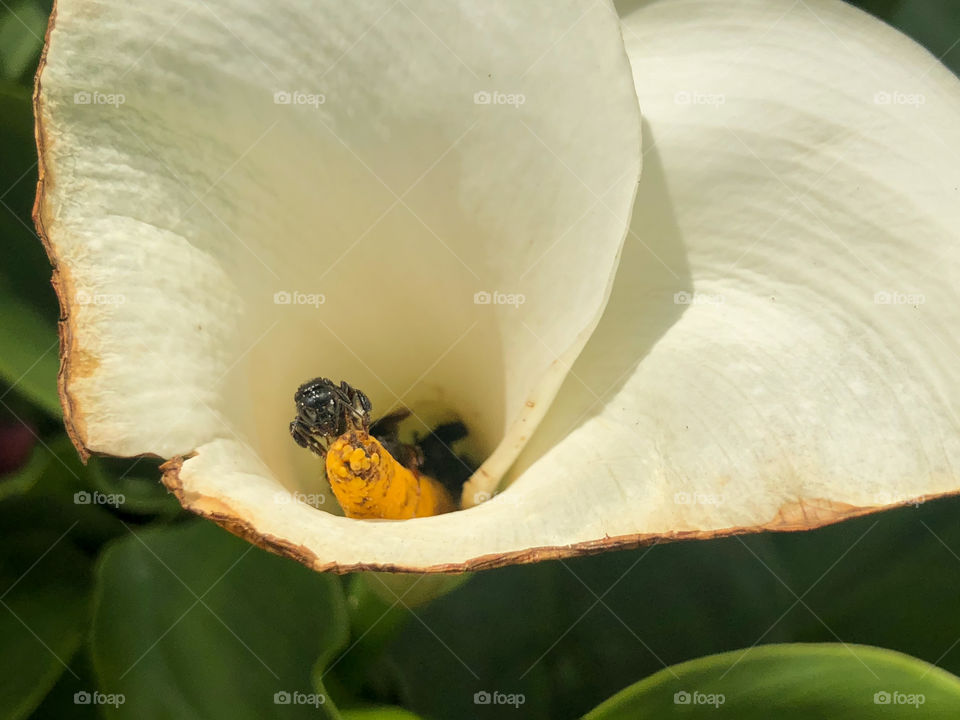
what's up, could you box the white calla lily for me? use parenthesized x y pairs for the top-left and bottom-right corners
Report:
(34, 0), (960, 572)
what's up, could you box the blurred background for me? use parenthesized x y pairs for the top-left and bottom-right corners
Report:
(2, 1), (959, 718)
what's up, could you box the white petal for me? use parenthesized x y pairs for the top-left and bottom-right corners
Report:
(501, 0), (960, 547)
(37, 1), (641, 566)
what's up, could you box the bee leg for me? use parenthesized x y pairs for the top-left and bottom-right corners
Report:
(338, 381), (372, 432)
(290, 421), (329, 458)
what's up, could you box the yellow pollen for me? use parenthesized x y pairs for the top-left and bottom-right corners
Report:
(325, 431), (455, 519)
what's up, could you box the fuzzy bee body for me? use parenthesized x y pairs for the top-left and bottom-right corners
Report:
(289, 378), (460, 519)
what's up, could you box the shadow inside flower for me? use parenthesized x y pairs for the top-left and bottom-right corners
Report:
(505, 121), (693, 483)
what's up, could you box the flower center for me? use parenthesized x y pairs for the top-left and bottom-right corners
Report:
(289, 377), (476, 518)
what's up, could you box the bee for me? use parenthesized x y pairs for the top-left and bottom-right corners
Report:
(289, 378), (469, 519)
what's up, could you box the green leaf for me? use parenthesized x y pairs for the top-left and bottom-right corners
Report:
(889, 2), (960, 77)
(383, 539), (799, 719)
(846, 1), (904, 23)
(0, 85), (59, 321)
(0, 0), (48, 83)
(330, 575), (411, 698)
(0, 437), (49, 500)
(341, 708), (425, 720)
(584, 643), (960, 719)
(86, 456), (183, 518)
(382, 495), (960, 719)
(0, 519), (91, 720)
(14, 435), (126, 551)
(751, 496), (960, 675)
(91, 521), (350, 719)
(330, 572), (473, 696)
(357, 572), (472, 610)
(28, 648), (101, 720)
(0, 287), (60, 417)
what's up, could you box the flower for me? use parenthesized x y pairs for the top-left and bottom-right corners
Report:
(34, 0), (960, 571)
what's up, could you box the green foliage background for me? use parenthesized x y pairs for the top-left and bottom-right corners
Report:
(1, 1), (959, 718)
